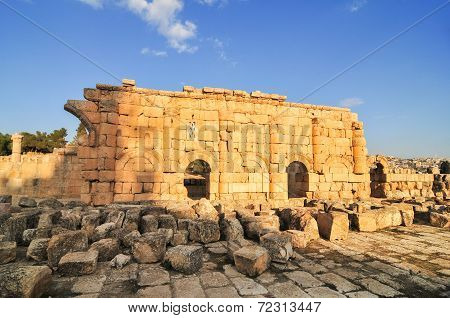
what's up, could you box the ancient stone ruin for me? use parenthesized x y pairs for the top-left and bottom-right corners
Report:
(0, 80), (448, 298)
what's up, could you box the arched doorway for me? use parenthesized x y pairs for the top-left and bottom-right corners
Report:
(370, 162), (387, 198)
(287, 161), (309, 198)
(184, 159), (211, 199)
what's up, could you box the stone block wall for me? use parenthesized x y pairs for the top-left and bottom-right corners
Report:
(369, 156), (448, 199)
(66, 80), (371, 205)
(0, 146), (82, 199)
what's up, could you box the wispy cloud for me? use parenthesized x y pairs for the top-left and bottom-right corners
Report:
(339, 97), (364, 107)
(141, 47), (168, 57)
(348, 0), (367, 13)
(77, 0), (197, 53)
(208, 37), (237, 67)
(79, 0), (104, 9)
(196, 0), (228, 7)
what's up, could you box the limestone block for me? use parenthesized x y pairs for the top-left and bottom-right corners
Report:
(89, 238), (120, 262)
(260, 232), (293, 263)
(188, 220), (220, 244)
(27, 239), (50, 262)
(132, 233), (166, 264)
(284, 230), (309, 248)
(317, 212), (349, 240)
(58, 250), (99, 276)
(0, 264), (52, 297)
(234, 245), (270, 277)
(163, 245), (203, 274)
(47, 230), (89, 268)
(0, 241), (16, 264)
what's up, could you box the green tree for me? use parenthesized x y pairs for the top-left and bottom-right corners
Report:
(71, 123), (88, 145)
(0, 133), (12, 156)
(21, 128), (68, 153)
(440, 160), (450, 174)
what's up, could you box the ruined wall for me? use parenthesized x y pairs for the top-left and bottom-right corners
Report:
(369, 156), (448, 199)
(66, 80), (371, 206)
(0, 146), (82, 199)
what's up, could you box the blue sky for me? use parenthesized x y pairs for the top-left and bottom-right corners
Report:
(0, 0), (449, 158)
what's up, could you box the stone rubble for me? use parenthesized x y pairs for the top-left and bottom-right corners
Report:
(0, 196), (448, 298)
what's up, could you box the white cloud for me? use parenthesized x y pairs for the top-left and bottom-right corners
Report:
(79, 0), (105, 9)
(78, 0), (197, 53)
(339, 97), (364, 108)
(196, 0), (228, 7)
(348, 0), (367, 13)
(141, 47), (168, 57)
(208, 37), (237, 67)
(120, 0), (197, 53)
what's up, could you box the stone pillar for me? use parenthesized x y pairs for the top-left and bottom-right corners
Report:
(352, 121), (368, 174)
(312, 118), (325, 174)
(11, 134), (23, 163)
(92, 99), (118, 206)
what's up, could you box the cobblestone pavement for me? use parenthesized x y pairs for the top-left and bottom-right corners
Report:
(46, 224), (450, 298)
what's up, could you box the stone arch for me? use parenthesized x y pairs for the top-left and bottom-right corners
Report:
(286, 161), (309, 198)
(184, 159), (211, 199)
(287, 154), (313, 171)
(323, 156), (353, 175)
(64, 100), (97, 146)
(116, 149), (162, 172)
(242, 153), (269, 173)
(179, 151), (217, 173)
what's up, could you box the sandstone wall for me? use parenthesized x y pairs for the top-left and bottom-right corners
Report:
(66, 81), (371, 206)
(0, 147), (81, 199)
(369, 156), (448, 199)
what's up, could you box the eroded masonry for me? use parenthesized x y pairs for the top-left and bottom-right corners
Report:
(65, 80), (371, 206)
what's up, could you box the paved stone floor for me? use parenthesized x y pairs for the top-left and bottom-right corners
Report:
(45, 224), (450, 298)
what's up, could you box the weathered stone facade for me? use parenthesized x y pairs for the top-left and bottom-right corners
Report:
(0, 145), (81, 199)
(65, 80), (372, 206)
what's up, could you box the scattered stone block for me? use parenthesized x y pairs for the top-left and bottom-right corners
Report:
(317, 212), (349, 240)
(430, 212), (450, 228)
(18, 197), (37, 208)
(132, 233), (166, 263)
(47, 230), (89, 268)
(122, 230), (141, 248)
(188, 220), (220, 243)
(0, 264), (52, 297)
(353, 212), (378, 232)
(163, 245), (203, 274)
(171, 230), (189, 246)
(220, 217), (244, 241)
(177, 219), (191, 231)
(22, 228), (38, 245)
(193, 198), (219, 221)
(27, 238), (50, 262)
(158, 228), (174, 244)
(58, 250), (99, 276)
(0, 203), (11, 213)
(38, 198), (64, 209)
(140, 215), (158, 233)
(166, 202), (196, 220)
(122, 208), (141, 232)
(233, 245), (270, 277)
(0, 195), (12, 203)
(110, 254), (131, 269)
(260, 232), (293, 263)
(158, 214), (177, 231)
(284, 230), (309, 248)
(90, 238), (120, 262)
(226, 238), (254, 260)
(92, 222), (116, 242)
(81, 212), (101, 238)
(0, 241), (16, 264)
